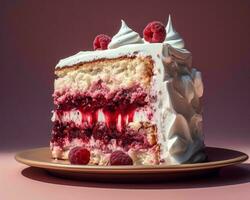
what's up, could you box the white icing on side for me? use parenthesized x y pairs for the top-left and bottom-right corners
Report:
(108, 20), (143, 49)
(165, 15), (185, 49)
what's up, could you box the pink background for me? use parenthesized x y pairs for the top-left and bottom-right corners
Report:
(0, 0), (249, 199)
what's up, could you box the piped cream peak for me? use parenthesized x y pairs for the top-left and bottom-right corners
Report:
(165, 15), (185, 49)
(108, 20), (143, 49)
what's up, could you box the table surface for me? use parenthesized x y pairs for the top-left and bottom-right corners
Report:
(1, 144), (249, 200)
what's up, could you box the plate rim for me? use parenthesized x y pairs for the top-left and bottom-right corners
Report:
(15, 146), (249, 173)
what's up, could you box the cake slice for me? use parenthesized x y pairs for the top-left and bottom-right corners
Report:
(51, 17), (205, 165)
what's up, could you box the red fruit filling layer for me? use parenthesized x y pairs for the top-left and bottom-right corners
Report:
(53, 83), (150, 130)
(52, 82), (154, 151)
(51, 121), (153, 151)
(54, 83), (147, 112)
(51, 121), (92, 147)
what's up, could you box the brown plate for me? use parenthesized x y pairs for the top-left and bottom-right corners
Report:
(15, 147), (248, 182)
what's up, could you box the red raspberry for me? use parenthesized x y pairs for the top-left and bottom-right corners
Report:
(143, 21), (166, 43)
(68, 147), (90, 165)
(93, 34), (111, 50)
(110, 151), (133, 165)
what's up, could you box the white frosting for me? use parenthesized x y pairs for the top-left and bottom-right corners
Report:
(56, 43), (158, 68)
(52, 108), (149, 125)
(165, 15), (185, 49)
(108, 20), (143, 49)
(52, 110), (82, 125)
(53, 17), (205, 164)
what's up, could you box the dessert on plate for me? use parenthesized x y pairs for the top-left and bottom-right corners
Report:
(50, 16), (205, 165)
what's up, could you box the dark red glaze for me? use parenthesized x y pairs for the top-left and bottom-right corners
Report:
(110, 150), (133, 165)
(69, 147), (90, 165)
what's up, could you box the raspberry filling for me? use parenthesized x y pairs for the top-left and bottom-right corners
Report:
(52, 82), (153, 151)
(54, 82), (147, 112)
(53, 82), (149, 127)
(51, 121), (152, 150)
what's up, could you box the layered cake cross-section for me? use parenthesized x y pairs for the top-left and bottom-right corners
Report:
(51, 16), (205, 165)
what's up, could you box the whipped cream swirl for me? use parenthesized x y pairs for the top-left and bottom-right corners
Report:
(165, 15), (185, 49)
(108, 20), (143, 49)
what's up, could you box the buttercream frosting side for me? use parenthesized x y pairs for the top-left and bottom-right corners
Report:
(145, 43), (204, 164)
